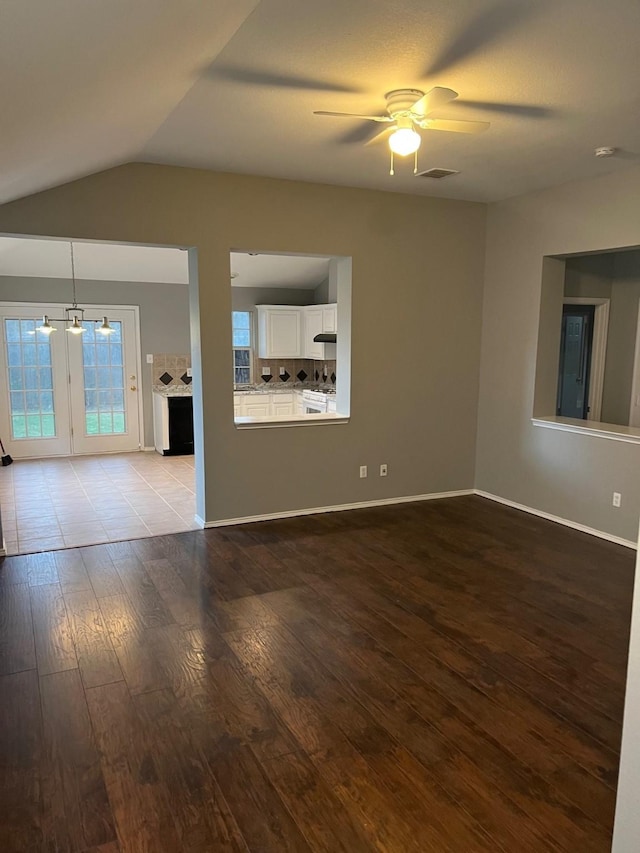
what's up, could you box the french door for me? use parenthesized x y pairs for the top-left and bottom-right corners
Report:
(0, 303), (141, 459)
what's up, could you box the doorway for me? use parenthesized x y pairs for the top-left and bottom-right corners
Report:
(557, 304), (595, 419)
(0, 303), (141, 459)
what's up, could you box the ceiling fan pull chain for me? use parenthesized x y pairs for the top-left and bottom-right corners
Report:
(389, 150), (394, 176)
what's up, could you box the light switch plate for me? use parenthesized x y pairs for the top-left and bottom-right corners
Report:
(146, 354), (154, 364)
(186, 368), (192, 377)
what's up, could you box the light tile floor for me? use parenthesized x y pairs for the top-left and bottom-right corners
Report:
(0, 452), (197, 555)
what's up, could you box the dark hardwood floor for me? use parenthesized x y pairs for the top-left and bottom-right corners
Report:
(0, 495), (634, 852)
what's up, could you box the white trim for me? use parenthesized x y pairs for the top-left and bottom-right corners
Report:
(0, 539), (6, 557)
(474, 490), (637, 549)
(629, 298), (640, 427)
(532, 416), (640, 444)
(142, 445), (156, 452)
(194, 514), (206, 529)
(563, 297), (610, 421)
(132, 304), (145, 451)
(199, 489), (475, 528)
(235, 413), (349, 429)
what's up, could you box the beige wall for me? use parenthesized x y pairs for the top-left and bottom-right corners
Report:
(477, 165), (640, 543)
(0, 275), (190, 448)
(604, 253), (640, 426)
(0, 163), (486, 522)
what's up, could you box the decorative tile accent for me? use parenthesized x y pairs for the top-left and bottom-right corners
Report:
(261, 373), (272, 383)
(314, 370), (319, 381)
(279, 371), (290, 382)
(330, 372), (336, 384)
(297, 369), (308, 382)
(181, 373), (192, 385)
(159, 372), (173, 385)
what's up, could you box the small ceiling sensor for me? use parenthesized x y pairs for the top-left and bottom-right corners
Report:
(594, 146), (616, 158)
(230, 271), (239, 279)
(248, 252), (260, 256)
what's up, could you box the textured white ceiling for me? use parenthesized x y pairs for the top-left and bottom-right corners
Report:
(2, 0), (640, 203)
(0, 0), (259, 203)
(230, 252), (330, 289)
(0, 237), (188, 283)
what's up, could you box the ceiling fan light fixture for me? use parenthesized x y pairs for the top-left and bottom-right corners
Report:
(388, 127), (421, 156)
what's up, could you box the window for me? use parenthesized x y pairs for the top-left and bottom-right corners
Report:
(232, 310), (252, 385)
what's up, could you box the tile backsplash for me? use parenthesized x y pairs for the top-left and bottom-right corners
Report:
(152, 354), (192, 390)
(152, 353), (336, 390)
(254, 358), (336, 387)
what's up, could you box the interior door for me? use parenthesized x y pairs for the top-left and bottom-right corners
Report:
(557, 305), (595, 419)
(0, 307), (72, 458)
(67, 308), (141, 454)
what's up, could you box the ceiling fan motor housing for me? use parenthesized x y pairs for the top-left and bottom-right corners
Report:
(385, 89), (424, 118)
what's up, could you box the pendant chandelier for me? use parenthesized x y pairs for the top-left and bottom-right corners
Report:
(36, 242), (114, 337)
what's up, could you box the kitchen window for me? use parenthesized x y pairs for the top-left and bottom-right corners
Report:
(232, 310), (252, 385)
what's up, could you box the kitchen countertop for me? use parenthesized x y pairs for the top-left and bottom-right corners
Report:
(153, 389), (193, 397)
(234, 385), (335, 395)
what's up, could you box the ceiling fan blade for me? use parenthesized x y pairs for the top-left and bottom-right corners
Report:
(364, 126), (395, 147)
(411, 87), (458, 117)
(424, 1), (546, 77)
(422, 118), (490, 134)
(455, 99), (554, 118)
(314, 111), (392, 122)
(209, 66), (358, 93)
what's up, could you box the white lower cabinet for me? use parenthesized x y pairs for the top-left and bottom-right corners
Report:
(244, 399), (270, 417)
(234, 392), (302, 419)
(271, 394), (294, 417)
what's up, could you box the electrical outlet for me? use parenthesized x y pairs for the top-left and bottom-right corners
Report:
(146, 354), (154, 364)
(359, 465), (367, 479)
(613, 492), (622, 508)
(186, 368), (192, 378)
(380, 463), (388, 477)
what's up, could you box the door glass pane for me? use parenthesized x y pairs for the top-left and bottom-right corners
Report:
(3, 318), (57, 439)
(81, 321), (126, 435)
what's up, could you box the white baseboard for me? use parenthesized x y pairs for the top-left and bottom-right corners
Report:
(0, 535), (6, 557)
(200, 489), (475, 529)
(142, 446), (156, 452)
(475, 490), (637, 550)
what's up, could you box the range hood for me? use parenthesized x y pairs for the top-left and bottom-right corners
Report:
(313, 333), (337, 343)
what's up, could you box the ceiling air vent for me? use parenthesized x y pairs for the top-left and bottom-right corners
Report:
(416, 168), (460, 179)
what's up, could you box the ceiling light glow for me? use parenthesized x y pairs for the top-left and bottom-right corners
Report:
(389, 127), (421, 156)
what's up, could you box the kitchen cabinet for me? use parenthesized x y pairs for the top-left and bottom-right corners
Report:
(303, 303), (338, 359)
(234, 391), (302, 419)
(304, 307), (324, 359)
(322, 304), (337, 333)
(257, 306), (302, 358)
(257, 303), (338, 359)
(243, 399), (271, 418)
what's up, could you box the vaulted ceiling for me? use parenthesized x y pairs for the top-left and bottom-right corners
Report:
(2, 0), (639, 204)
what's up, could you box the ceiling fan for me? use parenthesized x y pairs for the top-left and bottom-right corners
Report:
(314, 87), (489, 174)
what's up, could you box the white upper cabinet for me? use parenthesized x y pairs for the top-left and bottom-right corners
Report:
(257, 303), (337, 360)
(322, 304), (337, 333)
(303, 303), (337, 359)
(257, 306), (302, 358)
(304, 307), (324, 360)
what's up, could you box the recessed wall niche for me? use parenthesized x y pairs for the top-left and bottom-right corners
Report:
(534, 247), (640, 429)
